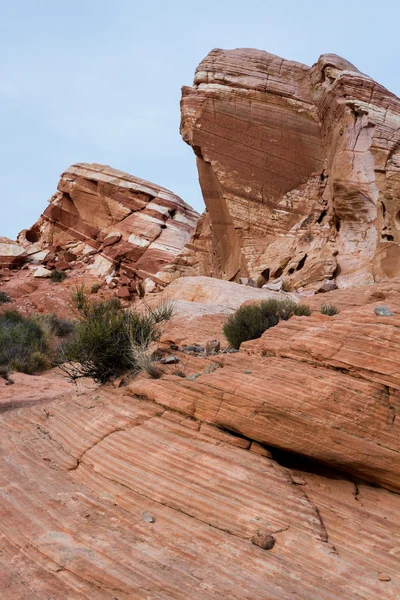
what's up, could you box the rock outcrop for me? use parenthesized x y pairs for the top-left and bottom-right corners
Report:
(18, 163), (198, 294)
(1, 49), (400, 599)
(0, 237), (26, 268)
(176, 48), (400, 292)
(0, 381), (399, 599)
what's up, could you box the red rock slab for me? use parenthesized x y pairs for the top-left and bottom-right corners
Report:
(128, 351), (400, 491)
(0, 387), (399, 598)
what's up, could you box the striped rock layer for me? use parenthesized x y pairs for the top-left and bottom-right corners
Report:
(19, 163), (199, 291)
(175, 48), (400, 292)
(0, 382), (399, 599)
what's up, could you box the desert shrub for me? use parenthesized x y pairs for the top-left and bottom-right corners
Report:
(61, 290), (174, 383)
(0, 310), (51, 374)
(50, 270), (67, 283)
(149, 299), (176, 324)
(42, 313), (75, 337)
(90, 283), (102, 294)
(71, 285), (91, 316)
(0, 291), (11, 304)
(0, 364), (10, 380)
(223, 298), (311, 349)
(320, 303), (340, 316)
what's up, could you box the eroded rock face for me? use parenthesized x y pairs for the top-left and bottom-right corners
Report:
(177, 48), (400, 292)
(18, 163), (199, 293)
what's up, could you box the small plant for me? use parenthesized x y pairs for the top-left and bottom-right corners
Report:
(42, 313), (75, 337)
(91, 283), (102, 294)
(320, 303), (340, 316)
(0, 291), (11, 304)
(50, 270), (67, 283)
(0, 310), (52, 374)
(223, 298), (311, 349)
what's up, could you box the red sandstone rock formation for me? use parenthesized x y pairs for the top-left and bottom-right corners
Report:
(175, 48), (400, 292)
(0, 380), (399, 598)
(18, 162), (198, 294)
(1, 50), (400, 599)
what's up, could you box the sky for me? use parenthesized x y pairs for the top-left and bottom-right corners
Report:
(1, 0), (400, 239)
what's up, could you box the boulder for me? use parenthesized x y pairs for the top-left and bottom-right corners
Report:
(176, 48), (400, 292)
(0, 237), (26, 268)
(33, 266), (52, 278)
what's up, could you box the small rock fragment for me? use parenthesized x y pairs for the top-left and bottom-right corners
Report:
(244, 370), (252, 374)
(160, 356), (180, 365)
(262, 278), (283, 292)
(374, 305), (393, 317)
(251, 533), (276, 550)
(33, 266), (52, 278)
(378, 573), (391, 582)
(183, 345), (204, 354)
(141, 511), (155, 523)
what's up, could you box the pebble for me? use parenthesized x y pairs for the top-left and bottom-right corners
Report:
(374, 305), (394, 317)
(160, 356), (180, 365)
(378, 573), (391, 582)
(141, 511), (155, 523)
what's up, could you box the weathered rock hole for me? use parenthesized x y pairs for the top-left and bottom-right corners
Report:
(273, 267), (283, 279)
(261, 268), (270, 282)
(317, 210), (327, 224)
(25, 225), (41, 243)
(296, 255), (307, 271)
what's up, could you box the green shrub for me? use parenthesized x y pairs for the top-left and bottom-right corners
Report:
(0, 310), (51, 374)
(61, 290), (174, 383)
(90, 283), (102, 294)
(0, 291), (11, 304)
(42, 313), (75, 337)
(320, 303), (340, 316)
(50, 270), (67, 283)
(223, 298), (311, 349)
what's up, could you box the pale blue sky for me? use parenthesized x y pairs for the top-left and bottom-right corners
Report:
(1, 0), (399, 238)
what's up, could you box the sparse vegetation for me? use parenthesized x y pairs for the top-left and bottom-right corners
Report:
(50, 269), (67, 283)
(0, 291), (11, 304)
(320, 303), (340, 316)
(0, 310), (51, 374)
(91, 283), (102, 294)
(223, 298), (311, 349)
(42, 313), (75, 338)
(60, 289), (174, 383)
(0, 307), (75, 376)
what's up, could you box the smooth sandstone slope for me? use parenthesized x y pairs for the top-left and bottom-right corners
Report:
(0, 385), (398, 599)
(172, 48), (400, 292)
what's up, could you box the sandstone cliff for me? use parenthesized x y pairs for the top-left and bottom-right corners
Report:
(175, 48), (400, 292)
